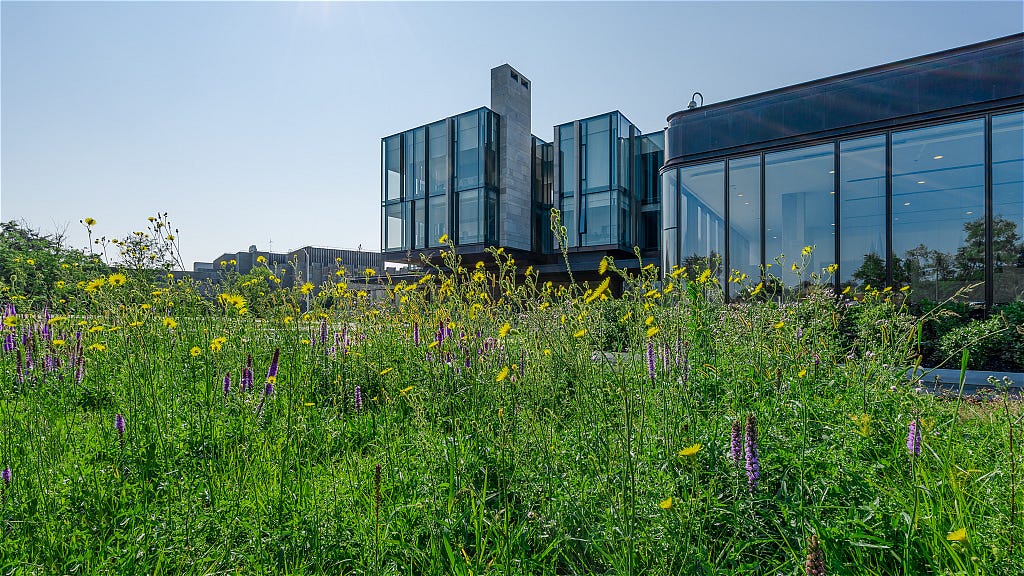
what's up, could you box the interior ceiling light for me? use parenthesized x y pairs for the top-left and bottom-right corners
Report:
(933, 155), (944, 159)
(917, 180), (926, 184)
(904, 202), (912, 206)
(828, 170), (835, 174)
(966, 211), (973, 215)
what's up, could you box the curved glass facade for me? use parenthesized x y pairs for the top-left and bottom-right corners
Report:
(661, 110), (1024, 304)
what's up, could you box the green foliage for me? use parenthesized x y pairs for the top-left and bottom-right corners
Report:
(0, 232), (1020, 574)
(0, 220), (110, 311)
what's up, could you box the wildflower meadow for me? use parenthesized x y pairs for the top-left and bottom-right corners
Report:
(0, 217), (1021, 575)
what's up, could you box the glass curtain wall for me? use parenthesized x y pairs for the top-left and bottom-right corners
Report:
(679, 162), (725, 280)
(660, 109), (1023, 307)
(765, 144), (835, 285)
(455, 109), (500, 246)
(581, 115), (612, 246)
(992, 111), (1024, 303)
(892, 119), (985, 302)
(381, 108), (497, 253)
(638, 133), (664, 251)
(728, 156), (761, 296)
(839, 135), (887, 288)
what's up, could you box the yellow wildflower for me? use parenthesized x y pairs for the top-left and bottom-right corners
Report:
(496, 366), (509, 382)
(678, 444), (702, 457)
(300, 282), (315, 295)
(210, 337), (227, 352)
(364, 268), (376, 277)
(659, 497), (673, 510)
(573, 329), (586, 338)
(646, 326), (659, 338)
(107, 273), (127, 286)
(801, 245), (813, 257)
(51, 339), (66, 346)
(88, 325), (104, 333)
(585, 277), (611, 304)
(774, 321), (785, 329)
(84, 217), (96, 226)
(498, 323), (511, 338)
(400, 385), (414, 395)
(88, 343), (106, 352)
(380, 367), (393, 376)
(438, 233), (449, 244)
(946, 528), (967, 542)
(256, 255), (267, 264)
(162, 317), (177, 330)
(190, 346), (202, 357)
(129, 321), (144, 328)
(598, 257), (609, 275)
(84, 277), (105, 293)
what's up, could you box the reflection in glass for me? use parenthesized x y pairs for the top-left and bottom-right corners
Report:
(413, 201), (425, 249)
(728, 156), (761, 295)
(406, 127), (426, 199)
(581, 191), (615, 246)
(992, 111), (1024, 304)
(428, 121), (447, 197)
(679, 162), (725, 279)
(839, 135), (886, 287)
(457, 112), (481, 191)
(428, 195), (447, 248)
(892, 119), (985, 301)
(582, 115), (611, 192)
(765, 144), (835, 285)
(558, 125), (577, 248)
(458, 189), (482, 244)
(385, 203), (404, 251)
(661, 169), (679, 273)
(384, 135), (402, 201)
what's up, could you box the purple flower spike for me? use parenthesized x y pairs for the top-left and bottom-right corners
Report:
(264, 379), (274, 397)
(267, 348), (280, 380)
(731, 419), (743, 465)
(1, 466), (10, 486)
(354, 385), (363, 411)
(907, 420), (921, 456)
(319, 320), (329, 347)
(3, 332), (14, 353)
(646, 341), (656, 381)
(413, 322), (420, 346)
(223, 372), (231, 396)
(744, 414), (760, 493)
(115, 413), (126, 438)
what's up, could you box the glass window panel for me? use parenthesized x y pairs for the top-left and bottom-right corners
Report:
(892, 119), (985, 302)
(486, 111), (499, 189)
(486, 189), (499, 244)
(728, 156), (761, 295)
(641, 210), (660, 251)
(457, 112), (481, 191)
(428, 121), (448, 197)
(992, 111), (1024, 304)
(839, 135), (887, 288)
(765, 144), (835, 287)
(661, 169), (679, 273)
(581, 191), (615, 246)
(680, 162), (725, 280)
(385, 203), (405, 251)
(384, 135), (402, 201)
(427, 195), (447, 248)
(413, 200), (425, 249)
(404, 127), (425, 199)
(458, 189), (482, 244)
(616, 117), (633, 195)
(583, 115), (611, 192)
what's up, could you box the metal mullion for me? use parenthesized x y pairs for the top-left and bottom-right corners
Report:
(724, 159), (731, 302)
(833, 140), (841, 292)
(760, 153), (766, 281)
(885, 132), (893, 287)
(984, 114), (994, 310)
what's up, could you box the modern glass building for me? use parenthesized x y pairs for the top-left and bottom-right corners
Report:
(382, 66), (664, 277)
(382, 36), (1021, 298)
(661, 33), (1023, 306)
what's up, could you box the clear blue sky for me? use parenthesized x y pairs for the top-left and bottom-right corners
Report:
(2, 1), (1021, 268)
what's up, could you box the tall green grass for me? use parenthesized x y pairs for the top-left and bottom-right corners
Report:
(0, 243), (1019, 575)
